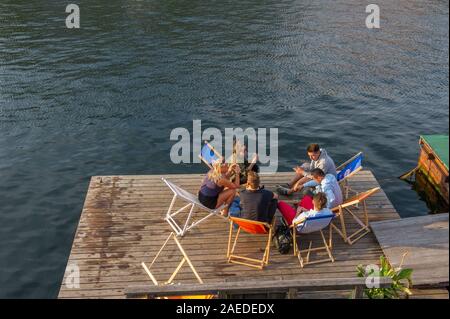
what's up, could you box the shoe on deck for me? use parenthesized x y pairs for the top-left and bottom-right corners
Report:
(277, 186), (292, 196)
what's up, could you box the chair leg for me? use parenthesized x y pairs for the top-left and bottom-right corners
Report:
(166, 258), (186, 284)
(292, 228), (297, 256)
(320, 230), (335, 263)
(228, 227), (241, 262)
(363, 200), (369, 226)
(332, 207), (348, 243)
(344, 201), (371, 245)
(227, 221), (233, 259)
(329, 223), (333, 249)
(264, 228), (272, 265)
(297, 243), (304, 268)
(306, 241), (312, 263)
(181, 204), (195, 236)
(166, 195), (177, 217)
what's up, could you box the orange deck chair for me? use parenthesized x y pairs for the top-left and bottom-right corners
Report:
(331, 187), (380, 245)
(227, 217), (276, 269)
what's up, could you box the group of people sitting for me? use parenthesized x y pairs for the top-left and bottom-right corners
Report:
(197, 143), (343, 230)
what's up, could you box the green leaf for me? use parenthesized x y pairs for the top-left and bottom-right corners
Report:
(397, 268), (413, 280)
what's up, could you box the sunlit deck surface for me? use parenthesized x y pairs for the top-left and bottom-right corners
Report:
(59, 171), (439, 299)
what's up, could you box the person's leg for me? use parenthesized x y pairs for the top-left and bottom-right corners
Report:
(277, 200), (297, 225)
(280, 176), (313, 196)
(299, 195), (314, 210)
(216, 189), (237, 216)
(292, 176), (312, 191)
(288, 173), (303, 188)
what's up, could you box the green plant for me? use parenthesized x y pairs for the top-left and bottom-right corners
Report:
(356, 254), (413, 299)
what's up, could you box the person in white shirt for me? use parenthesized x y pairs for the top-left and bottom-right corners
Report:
(278, 192), (333, 228)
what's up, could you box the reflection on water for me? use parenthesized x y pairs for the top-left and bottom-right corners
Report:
(407, 170), (449, 214)
(0, 0), (449, 298)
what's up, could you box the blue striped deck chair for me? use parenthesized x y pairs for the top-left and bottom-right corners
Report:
(337, 152), (363, 199)
(198, 141), (223, 169)
(291, 214), (335, 268)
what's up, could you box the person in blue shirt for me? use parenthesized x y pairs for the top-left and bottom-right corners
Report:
(299, 168), (343, 209)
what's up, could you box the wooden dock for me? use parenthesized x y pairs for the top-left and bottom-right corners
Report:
(371, 213), (449, 287)
(58, 170), (435, 299)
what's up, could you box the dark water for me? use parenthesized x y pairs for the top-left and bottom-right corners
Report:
(0, 0), (448, 298)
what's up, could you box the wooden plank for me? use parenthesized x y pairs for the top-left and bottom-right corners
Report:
(124, 277), (392, 298)
(410, 288), (449, 299)
(371, 214), (449, 287)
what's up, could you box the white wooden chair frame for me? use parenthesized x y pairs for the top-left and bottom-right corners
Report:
(162, 178), (226, 237)
(337, 152), (363, 200)
(227, 217), (275, 269)
(141, 232), (203, 286)
(331, 187), (380, 245)
(291, 222), (335, 268)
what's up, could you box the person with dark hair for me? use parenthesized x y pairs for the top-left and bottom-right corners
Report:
(277, 143), (337, 196)
(239, 171), (278, 224)
(300, 168), (343, 209)
(278, 192), (333, 228)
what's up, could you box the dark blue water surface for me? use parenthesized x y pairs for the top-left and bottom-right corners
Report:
(0, 0), (448, 298)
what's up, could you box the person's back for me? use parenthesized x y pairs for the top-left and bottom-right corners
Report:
(240, 189), (275, 222)
(319, 174), (343, 208)
(240, 172), (277, 224)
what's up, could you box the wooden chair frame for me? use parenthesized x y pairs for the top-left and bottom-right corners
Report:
(288, 215), (335, 267)
(337, 152), (363, 199)
(141, 232), (203, 286)
(162, 178), (226, 237)
(331, 187), (380, 245)
(227, 217), (276, 269)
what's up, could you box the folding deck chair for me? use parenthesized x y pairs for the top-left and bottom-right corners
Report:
(198, 141), (223, 169)
(331, 187), (380, 245)
(227, 217), (276, 269)
(141, 232), (214, 299)
(162, 178), (226, 237)
(336, 152), (363, 199)
(291, 214), (335, 267)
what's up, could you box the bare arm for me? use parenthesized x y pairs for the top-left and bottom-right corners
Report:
(218, 165), (241, 189)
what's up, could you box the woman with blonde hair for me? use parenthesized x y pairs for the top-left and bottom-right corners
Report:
(198, 161), (240, 216)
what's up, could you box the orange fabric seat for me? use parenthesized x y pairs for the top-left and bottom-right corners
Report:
(227, 217), (275, 269)
(231, 218), (269, 234)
